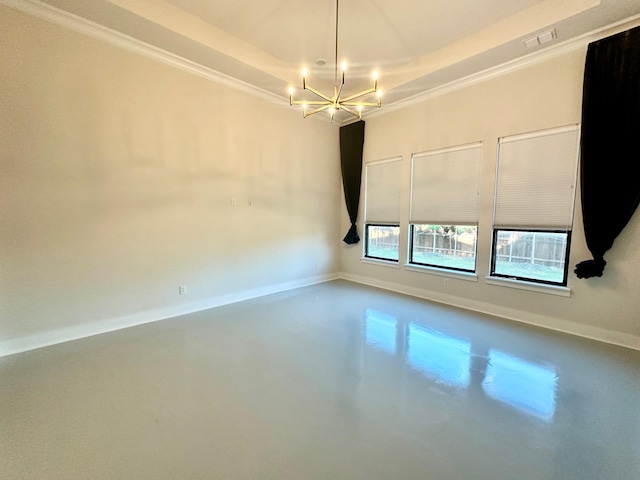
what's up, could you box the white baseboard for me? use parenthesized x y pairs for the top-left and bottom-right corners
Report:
(0, 273), (339, 358)
(339, 272), (640, 352)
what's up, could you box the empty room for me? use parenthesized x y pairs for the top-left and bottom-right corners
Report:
(2, 0), (640, 478)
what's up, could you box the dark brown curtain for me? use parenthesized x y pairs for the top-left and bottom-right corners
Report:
(574, 26), (640, 279)
(340, 120), (365, 244)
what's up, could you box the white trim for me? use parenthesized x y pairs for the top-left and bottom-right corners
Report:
(412, 141), (484, 159)
(0, 273), (339, 358)
(405, 264), (478, 282)
(0, 0), (285, 107)
(363, 14), (640, 120)
(485, 276), (571, 297)
(365, 156), (402, 166)
(499, 124), (579, 143)
(360, 257), (401, 269)
(338, 273), (640, 352)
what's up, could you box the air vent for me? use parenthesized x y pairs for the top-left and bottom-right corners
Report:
(524, 28), (557, 49)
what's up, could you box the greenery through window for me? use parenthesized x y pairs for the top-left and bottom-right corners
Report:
(491, 229), (570, 285)
(409, 224), (477, 272)
(365, 224), (400, 262)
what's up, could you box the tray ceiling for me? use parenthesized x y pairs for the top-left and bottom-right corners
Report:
(9, 0), (640, 121)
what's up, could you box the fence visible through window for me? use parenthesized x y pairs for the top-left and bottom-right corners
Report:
(493, 230), (569, 283)
(410, 225), (477, 272)
(366, 225), (400, 261)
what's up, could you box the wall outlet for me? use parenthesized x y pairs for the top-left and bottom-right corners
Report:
(179, 285), (187, 294)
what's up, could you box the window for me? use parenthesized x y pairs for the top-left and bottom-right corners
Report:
(364, 157), (402, 262)
(492, 229), (571, 284)
(409, 143), (482, 272)
(365, 224), (400, 261)
(410, 225), (478, 272)
(491, 125), (580, 286)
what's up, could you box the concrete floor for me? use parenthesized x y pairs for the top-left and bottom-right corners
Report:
(1, 280), (639, 479)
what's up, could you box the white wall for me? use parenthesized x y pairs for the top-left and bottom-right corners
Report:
(341, 49), (640, 349)
(0, 6), (341, 354)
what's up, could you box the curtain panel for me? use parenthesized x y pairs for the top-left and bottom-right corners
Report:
(340, 120), (365, 244)
(575, 26), (640, 279)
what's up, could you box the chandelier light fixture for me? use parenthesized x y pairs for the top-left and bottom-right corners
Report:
(289, 0), (381, 122)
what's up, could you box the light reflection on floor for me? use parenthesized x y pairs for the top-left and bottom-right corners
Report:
(482, 349), (557, 421)
(365, 308), (397, 355)
(363, 308), (557, 421)
(406, 323), (471, 388)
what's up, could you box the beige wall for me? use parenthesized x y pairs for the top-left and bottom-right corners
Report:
(341, 49), (640, 349)
(0, 7), (341, 352)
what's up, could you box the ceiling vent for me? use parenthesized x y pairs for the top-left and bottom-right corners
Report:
(524, 28), (557, 49)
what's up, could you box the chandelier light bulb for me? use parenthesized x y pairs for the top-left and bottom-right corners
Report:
(341, 61), (347, 72)
(288, 86), (294, 95)
(373, 71), (378, 80)
(301, 67), (307, 77)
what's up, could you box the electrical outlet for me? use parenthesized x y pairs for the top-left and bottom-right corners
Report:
(179, 285), (187, 294)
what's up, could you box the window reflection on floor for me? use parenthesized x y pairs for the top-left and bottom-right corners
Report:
(482, 349), (558, 421)
(365, 309), (397, 355)
(406, 323), (471, 388)
(362, 313), (560, 422)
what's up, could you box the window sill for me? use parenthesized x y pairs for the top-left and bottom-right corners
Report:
(485, 276), (571, 297)
(405, 264), (478, 282)
(361, 257), (400, 269)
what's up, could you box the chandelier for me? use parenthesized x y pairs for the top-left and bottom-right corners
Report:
(288, 0), (381, 122)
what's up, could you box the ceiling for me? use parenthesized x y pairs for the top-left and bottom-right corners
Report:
(18, 0), (640, 122)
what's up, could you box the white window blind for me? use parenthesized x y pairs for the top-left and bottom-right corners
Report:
(410, 142), (482, 224)
(494, 125), (580, 230)
(364, 157), (402, 224)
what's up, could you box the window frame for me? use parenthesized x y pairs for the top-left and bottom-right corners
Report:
(490, 125), (580, 290)
(489, 228), (572, 287)
(364, 223), (401, 263)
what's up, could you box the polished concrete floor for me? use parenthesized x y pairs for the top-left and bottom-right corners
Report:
(1, 280), (640, 479)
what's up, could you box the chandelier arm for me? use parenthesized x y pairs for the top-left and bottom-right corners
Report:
(340, 86), (377, 103)
(340, 105), (361, 119)
(342, 101), (381, 107)
(304, 104), (334, 118)
(304, 85), (334, 103)
(291, 100), (331, 106)
(336, 77), (345, 103)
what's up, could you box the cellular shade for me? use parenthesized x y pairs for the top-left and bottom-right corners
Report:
(494, 126), (580, 230)
(364, 158), (402, 224)
(410, 142), (482, 225)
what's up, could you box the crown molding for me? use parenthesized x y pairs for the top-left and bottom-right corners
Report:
(0, 0), (287, 107)
(363, 13), (640, 120)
